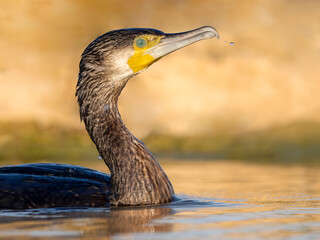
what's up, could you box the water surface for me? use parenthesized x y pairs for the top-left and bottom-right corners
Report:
(0, 160), (319, 239)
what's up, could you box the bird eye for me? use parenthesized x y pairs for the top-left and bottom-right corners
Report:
(135, 38), (147, 48)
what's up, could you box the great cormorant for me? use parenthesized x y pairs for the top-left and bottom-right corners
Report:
(0, 26), (219, 209)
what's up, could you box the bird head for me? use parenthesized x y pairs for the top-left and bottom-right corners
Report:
(76, 26), (219, 116)
(79, 26), (218, 83)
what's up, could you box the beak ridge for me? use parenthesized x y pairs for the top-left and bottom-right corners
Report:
(149, 26), (219, 59)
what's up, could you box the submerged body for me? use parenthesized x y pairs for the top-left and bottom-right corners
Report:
(0, 26), (219, 209)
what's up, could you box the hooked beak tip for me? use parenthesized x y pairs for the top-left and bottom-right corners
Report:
(196, 26), (220, 40)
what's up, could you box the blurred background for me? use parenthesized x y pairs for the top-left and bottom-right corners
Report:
(1, 0), (320, 164)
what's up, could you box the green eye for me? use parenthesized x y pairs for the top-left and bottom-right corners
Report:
(135, 38), (147, 48)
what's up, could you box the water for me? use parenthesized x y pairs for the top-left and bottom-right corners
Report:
(222, 39), (234, 46)
(0, 160), (319, 239)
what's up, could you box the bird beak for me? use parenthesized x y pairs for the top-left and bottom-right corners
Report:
(149, 26), (219, 60)
(127, 26), (219, 74)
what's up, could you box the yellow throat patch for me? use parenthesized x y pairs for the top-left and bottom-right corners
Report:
(127, 35), (163, 73)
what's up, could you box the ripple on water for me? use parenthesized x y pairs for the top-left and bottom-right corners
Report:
(0, 160), (319, 239)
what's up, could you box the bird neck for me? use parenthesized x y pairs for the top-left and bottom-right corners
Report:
(81, 89), (174, 206)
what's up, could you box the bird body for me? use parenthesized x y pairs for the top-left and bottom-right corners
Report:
(0, 163), (110, 208)
(0, 26), (219, 209)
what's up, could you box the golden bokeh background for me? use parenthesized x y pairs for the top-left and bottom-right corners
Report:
(1, 3), (319, 237)
(1, 0), (320, 162)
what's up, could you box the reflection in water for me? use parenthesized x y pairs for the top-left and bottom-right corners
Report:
(105, 207), (173, 235)
(0, 160), (319, 239)
(0, 206), (174, 238)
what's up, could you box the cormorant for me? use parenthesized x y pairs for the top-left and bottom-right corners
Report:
(0, 26), (219, 209)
